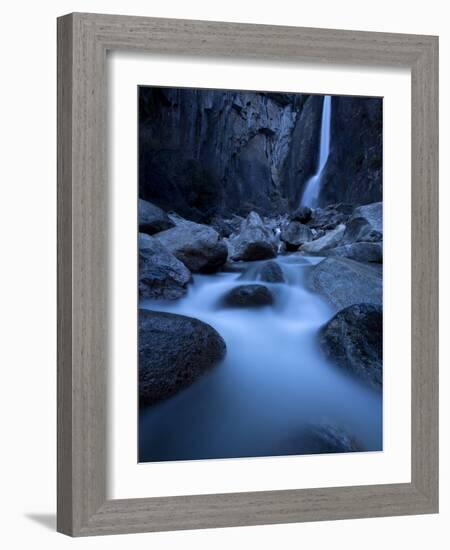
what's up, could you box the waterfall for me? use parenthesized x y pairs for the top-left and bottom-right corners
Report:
(301, 95), (332, 208)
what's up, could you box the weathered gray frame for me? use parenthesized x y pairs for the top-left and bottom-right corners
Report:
(57, 12), (439, 537)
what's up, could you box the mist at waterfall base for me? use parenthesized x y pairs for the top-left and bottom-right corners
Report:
(139, 256), (382, 462)
(301, 95), (332, 208)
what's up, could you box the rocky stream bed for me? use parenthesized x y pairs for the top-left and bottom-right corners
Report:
(138, 199), (383, 462)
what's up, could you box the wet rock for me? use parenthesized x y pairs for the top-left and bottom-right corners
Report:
(308, 257), (382, 309)
(280, 221), (313, 251)
(326, 242), (383, 263)
(139, 309), (226, 406)
(139, 234), (191, 300)
(223, 284), (274, 308)
(300, 224), (346, 254)
(259, 260), (285, 283)
(228, 212), (277, 261)
(319, 303), (382, 390)
(155, 219), (228, 273)
(138, 198), (175, 235)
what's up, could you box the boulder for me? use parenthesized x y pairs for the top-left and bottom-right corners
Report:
(291, 206), (312, 224)
(300, 224), (346, 255)
(228, 211), (277, 261)
(155, 220), (228, 272)
(352, 202), (382, 233)
(138, 198), (174, 235)
(280, 221), (313, 251)
(259, 260), (285, 283)
(326, 242), (383, 263)
(319, 303), (383, 390)
(139, 309), (226, 406)
(311, 228), (325, 240)
(223, 284), (274, 308)
(308, 257), (382, 309)
(341, 216), (382, 244)
(139, 234), (191, 300)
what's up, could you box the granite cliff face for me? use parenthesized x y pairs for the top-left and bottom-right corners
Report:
(139, 87), (382, 221)
(319, 95), (383, 205)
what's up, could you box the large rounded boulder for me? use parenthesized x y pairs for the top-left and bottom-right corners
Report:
(308, 257), (382, 309)
(139, 310), (226, 406)
(319, 303), (382, 390)
(228, 211), (277, 261)
(155, 219), (228, 273)
(259, 260), (285, 283)
(326, 242), (383, 263)
(223, 284), (274, 308)
(352, 202), (382, 233)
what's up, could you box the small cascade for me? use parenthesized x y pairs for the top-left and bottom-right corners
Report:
(139, 255), (382, 462)
(301, 95), (332, 208)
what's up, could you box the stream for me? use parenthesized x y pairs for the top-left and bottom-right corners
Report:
(139, 254), (382, 462)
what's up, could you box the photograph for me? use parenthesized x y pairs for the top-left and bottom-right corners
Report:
(137, 86), (383, 462)
(0, 0), (442, 542)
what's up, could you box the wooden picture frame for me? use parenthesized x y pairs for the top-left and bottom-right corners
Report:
(57, 12), (439, 536)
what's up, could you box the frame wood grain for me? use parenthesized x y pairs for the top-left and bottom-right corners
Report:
(57, 12), (438, 536)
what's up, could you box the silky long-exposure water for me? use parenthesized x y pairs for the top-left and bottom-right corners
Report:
(139, 255), (382, 462)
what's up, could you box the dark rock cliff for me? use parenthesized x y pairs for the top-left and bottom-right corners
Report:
(281, 94), (323, 209)
(139, 87), (382, 221)
(318, 95), (382, 206)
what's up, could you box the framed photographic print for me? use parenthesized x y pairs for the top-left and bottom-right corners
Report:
(57, 13), (438, 536)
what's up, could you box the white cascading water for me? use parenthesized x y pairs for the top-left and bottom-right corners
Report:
(139, 256), (382, 462)
(301, 95), (332, 208)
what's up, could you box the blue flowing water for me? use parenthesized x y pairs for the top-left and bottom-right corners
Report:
(139, 255), (382, 462)
(301, 95), (332, 208)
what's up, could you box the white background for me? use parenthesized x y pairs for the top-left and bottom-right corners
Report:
(0, 1), (447, 549)
(109, 55), (411, 498)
